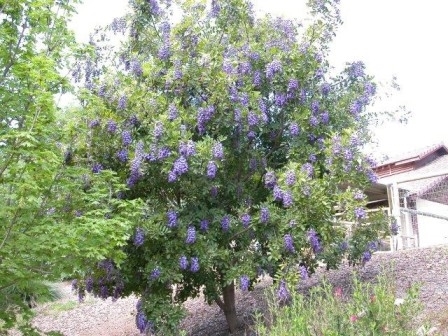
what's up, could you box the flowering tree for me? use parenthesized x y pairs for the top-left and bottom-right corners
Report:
(71, 0), (390, 333)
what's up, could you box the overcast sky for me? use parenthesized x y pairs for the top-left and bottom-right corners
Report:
(70, 0), (448, 157)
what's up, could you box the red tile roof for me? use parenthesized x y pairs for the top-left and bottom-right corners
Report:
(376, 142), (448, 167)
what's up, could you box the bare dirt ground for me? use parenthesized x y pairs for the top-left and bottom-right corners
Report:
(29, 245), (448, 336)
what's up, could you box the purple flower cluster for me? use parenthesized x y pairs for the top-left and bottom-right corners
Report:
(240, 92), (249, 107)
(127, 143), (144, 187)
(247, 111), (259, 127)
(157, 147), (171, 160)
(153, 121), (163, 139)
(147, 0), (161, 16)
(283, 234), (295, 253)
(241, 213), (251, 228)
(212, 142), (224, 160)
(207, 161), (217, 179)
(285, 170), (296, 186)
(348, 61), (365, 78)
(179, 140), (196, 157)
(362, 251), (371, 264)
(160, 21), (170, 37)
(190, 257), (200, 273)
(308, 229), (322, 254)
(221, 215), (230, 232)
(130, 59), (142, 77)
(266, 59), (282, 80)
(354, 207), (366, 219)
(197, 105), (216, 134)
(85, 276), (94, 293)
(167, 210), (177, 228)
(364, 82), (376, 96)
(136, 306), (149, 333)
(89, 119), (100, 128)
(210, 186), (218, 198)
(92, 163), (103, 174)
(289, 123), (300, 136)
(309, 115), (319, 127)
(321, 111), (330, 124)
(150, 267), (161, 280)
(253, 71), (262, 86)
(367, 240), (380, 251)
(106, 120), (117, 133)
(299, 266), (308, 280)
(168, 103), (178, 120)
(185, 226), (196, 244)
(110, 17), (127, 34)
(273, 186), (284, 201)
(258, 99), (267, 114)
(169, 156), (188, 181)
(274, 93), (287, 107)
(118, 95), (127, 110)
(321, 82), (331, 95)
(349, 100), (362, 116)
(122, 130), (132, 146)
(288, 78), (299, 92)
(366, 169), (378, 183)
(158, 39), (171, 60)
(311, 101), (320, 114)
(282, 191), (293, 207)
(179, 255), (188, 270)
(210, 0), (221, 17)
(133, 227), (145, 247)
(277, 280), (291, 303)
(200, 219), (209, 231)
(174, 61), (183, 80)
(240, 275), (250, 292)
(264, 171), (277, 189)
(390, 220), (399, 235)
(344, 149), (353, 161)
(260, 207), (269, 223)
(116, 148), (128, 163)
(353, 190), (365, 200)
(301, 162), (314, 178)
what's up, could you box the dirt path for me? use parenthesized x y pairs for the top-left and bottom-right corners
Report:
(30, 246), (448, 335)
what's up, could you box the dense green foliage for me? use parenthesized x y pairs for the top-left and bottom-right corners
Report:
(67, 0), (392, 334)
(0, 1), (141, 332)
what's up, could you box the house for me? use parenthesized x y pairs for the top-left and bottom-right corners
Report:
(365, 143), (448, 250)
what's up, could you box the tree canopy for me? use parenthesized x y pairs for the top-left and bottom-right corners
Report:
(0, 1), (141, 332)
(68, 0), (390, 334)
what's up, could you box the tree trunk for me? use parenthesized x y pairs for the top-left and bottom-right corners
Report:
(222, 282), (239, 334)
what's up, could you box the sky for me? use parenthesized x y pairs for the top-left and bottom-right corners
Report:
(70, 0), (448, 158)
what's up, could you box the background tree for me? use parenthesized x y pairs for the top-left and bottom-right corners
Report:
(71, 0), (390, 334)
(0, 1), (141, 332)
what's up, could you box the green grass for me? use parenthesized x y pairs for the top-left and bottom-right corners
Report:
(42, 300), (79, 315)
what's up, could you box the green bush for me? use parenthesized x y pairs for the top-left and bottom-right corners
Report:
(255, 271), (428, 336)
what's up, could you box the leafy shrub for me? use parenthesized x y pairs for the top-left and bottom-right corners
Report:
(255, 271), (426, 336)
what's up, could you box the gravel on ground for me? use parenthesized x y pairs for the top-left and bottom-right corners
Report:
(27, 245), (448, 336)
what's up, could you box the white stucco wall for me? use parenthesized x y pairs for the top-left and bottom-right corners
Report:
(417, 199), (448, 247)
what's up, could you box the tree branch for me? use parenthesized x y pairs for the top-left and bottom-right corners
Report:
(214, 295), (225, 311)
